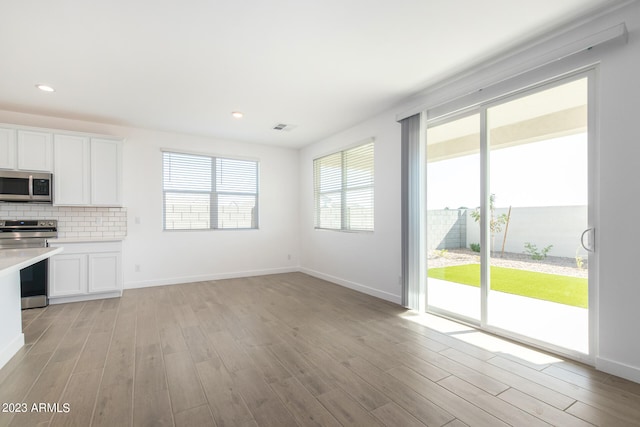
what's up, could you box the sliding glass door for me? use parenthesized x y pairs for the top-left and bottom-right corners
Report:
(425, 73), (593, 357)
(486, 77), (589, 353)
(426, 114), (481, 322)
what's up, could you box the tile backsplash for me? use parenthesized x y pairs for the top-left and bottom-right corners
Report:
(0, 204), (127, 239)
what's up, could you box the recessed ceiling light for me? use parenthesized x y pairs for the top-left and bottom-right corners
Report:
(35, 84), (55, 92)
(231, 111), (244, 119)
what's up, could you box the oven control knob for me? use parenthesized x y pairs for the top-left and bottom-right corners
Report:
(48, 221), (55, 226)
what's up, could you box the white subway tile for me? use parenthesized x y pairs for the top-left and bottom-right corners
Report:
(0, 204), (127, 238)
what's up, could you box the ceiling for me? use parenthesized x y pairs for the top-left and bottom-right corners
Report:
(0, 0), (625, 148)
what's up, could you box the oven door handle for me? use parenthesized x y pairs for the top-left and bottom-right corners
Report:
(28, 175), (33, 198)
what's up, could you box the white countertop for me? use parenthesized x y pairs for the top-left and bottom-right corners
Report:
(48, 237), (125, 244)
(0, 247), (63, 278)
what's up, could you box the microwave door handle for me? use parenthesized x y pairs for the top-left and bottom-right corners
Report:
(29, 175), (33, 198)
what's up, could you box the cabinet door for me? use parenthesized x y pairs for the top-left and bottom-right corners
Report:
(0, 127), (17, 169)
(53, 134), (90, 205)
(49, 254), (87, 296)
(90, 138), (122, 206)
(17, 130), (53, 171)
(88, 252), (121, 293)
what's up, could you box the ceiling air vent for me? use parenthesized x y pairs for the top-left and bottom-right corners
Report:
(272, 123), (296, 132)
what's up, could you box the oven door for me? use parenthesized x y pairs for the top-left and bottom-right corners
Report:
(20, 258), (49, 309)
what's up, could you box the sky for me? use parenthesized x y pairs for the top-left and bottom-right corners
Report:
(426, 133), (588, 210)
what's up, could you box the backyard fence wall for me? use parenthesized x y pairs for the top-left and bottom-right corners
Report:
(427, 209), (467, 250)
(428, 205), (587, 258)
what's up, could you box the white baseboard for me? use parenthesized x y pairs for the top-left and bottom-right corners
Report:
(0, 333), (24, 370)
(124, 266), (299, 290)
(299, 267), (402, 305)
(596, 356), (640, 384)
(49, 291), (122, 305)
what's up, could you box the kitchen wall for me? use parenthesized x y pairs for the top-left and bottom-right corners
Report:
(298, 1), (640, 382)
(0, 110), (300, 288)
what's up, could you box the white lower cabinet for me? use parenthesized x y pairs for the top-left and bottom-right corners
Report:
(88, 252), (120, 293)
(49, 241), (122, 303)
(49, 254), (86, 296)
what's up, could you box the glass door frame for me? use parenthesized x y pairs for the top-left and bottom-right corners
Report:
(424, 68), (598, 363)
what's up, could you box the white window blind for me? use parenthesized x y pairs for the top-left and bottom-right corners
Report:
(314, 141), (374, 231)
(163, 151), (258, 230)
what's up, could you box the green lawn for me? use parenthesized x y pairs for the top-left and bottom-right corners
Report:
(428, 263), (588, 308)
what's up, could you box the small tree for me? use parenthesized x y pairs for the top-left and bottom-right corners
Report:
(470, 194), (509, 255)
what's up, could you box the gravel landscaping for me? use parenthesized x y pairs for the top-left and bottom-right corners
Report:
(428, 248), (588, 279)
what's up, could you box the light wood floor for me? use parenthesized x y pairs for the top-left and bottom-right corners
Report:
(1, 272), (640, 426)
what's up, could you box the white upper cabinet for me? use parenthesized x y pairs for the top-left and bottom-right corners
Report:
(17, 130), (53, 172)
(90, 138), (122, 206)
(1, 123), (123, 207)
(53, 135), (122, 207)
(53, 134), (90, 205)
(0, 127), (16, 169)
(0, 127), (53, 172)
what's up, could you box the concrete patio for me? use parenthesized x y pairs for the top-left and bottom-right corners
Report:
(428, 278), (588, 354)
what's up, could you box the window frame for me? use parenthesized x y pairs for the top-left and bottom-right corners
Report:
(162, 150), (259, 231)
(313, 139), (375, 232)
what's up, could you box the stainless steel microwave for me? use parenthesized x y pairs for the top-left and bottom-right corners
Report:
(0, 170), (53, 203)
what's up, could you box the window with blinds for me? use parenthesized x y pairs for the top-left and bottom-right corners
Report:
(163, 151), (258, 230)
(313, 140), (374, 231)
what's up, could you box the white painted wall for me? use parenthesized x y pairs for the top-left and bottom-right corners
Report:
(299, 109), (403, 303)
(0, 110), (300, 288)
(593, 1), (640, 383)
(121, 127), (299, 287)
(298, 2), (640, 382)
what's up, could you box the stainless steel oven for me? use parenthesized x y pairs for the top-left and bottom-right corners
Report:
(0, 219), (58, 309)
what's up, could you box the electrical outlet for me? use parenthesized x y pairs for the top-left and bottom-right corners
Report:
(287, 254), (291, 261)
(135, 264), (141, 272)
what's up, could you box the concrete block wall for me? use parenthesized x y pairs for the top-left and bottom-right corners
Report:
(427, 209), (468, 250)
(218, 203), (254, 229)
(427, 205), (587, 257)
(466, 205), (587, 258)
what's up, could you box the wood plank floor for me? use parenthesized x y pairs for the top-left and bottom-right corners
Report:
(2, 272), (640, 426)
